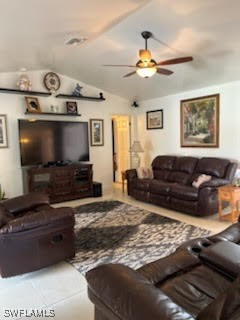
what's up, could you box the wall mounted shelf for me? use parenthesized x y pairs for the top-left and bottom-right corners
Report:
(55, 93), (105, 101)
(0, 87), (105, 101)
(0, 87), (51, 96)
(24, 112), (81, 117)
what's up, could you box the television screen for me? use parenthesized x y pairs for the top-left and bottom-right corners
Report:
(18, 119), (89, 166)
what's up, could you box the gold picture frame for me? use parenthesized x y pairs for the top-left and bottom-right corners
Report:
(25, 96), (41, 113)
(180, 94), (219, 148)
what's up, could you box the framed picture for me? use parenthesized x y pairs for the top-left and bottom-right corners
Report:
(180, 94), (219, 148)
(0, 114), (8, 148)
(25, 96), (41, 113)
(90, 119), (104, 146)
(66, 101), (78, 114)
(146, 109), (163, 129)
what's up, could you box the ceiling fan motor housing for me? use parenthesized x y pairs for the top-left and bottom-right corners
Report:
(141, 31), (152, 40)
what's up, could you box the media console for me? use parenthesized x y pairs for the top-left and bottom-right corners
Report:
(25, 163), (93, 203)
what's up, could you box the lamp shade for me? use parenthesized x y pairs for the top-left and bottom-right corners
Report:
(130, 141), (144, 153)
(136, 66), (157, 78)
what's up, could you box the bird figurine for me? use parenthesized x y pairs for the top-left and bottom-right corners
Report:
(72, 83), (83, 96)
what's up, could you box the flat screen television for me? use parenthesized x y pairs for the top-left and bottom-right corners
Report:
(18, 119), (89, 166)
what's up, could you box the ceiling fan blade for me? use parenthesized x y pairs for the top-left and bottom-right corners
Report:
(139, 49), (151, 62)
(103, 64), (136, 67)
(157, 68), (174, 75)
(157, 56), (193, 66)
(123, 71), (136, 78)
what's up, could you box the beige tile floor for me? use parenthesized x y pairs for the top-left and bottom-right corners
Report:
(0, 183), (231, 320)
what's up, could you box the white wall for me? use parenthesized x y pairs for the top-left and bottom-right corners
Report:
(137, 81), (240, 166)
(0, 70), (131, 197)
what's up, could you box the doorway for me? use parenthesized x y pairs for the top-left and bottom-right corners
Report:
(112, 115), (131, 183)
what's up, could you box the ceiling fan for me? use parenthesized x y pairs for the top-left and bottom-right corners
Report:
(103, 31), (193, 78)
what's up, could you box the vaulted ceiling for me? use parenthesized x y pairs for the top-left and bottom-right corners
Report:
(1, 0), (240, 100)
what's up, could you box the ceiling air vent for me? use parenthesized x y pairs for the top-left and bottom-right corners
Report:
(65, 37), (87, 46)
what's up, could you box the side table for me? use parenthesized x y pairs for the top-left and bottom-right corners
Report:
(218, 185), (240, 223)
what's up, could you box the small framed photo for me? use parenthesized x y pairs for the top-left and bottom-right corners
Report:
(146, 109), (163, 129)
(90, 119), (104, 146)
(25, 96), (41, 113)
(0, 114), (8, 148)
(66, 101), (78, 114)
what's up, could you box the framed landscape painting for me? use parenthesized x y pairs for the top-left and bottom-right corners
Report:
(180, 94), (219, 148)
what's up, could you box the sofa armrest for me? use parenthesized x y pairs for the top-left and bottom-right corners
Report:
(199, 241), (240, 280)
(0, 207), (75, 234)
(199, 179), (230, 189)
(125, 169), (137, 180)
(2, 191), (50, 215)
(125, 169), (138, 196)
(87, 264), (194, 320)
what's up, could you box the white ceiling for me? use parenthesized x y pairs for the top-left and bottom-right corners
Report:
(1, 0), (240, 100)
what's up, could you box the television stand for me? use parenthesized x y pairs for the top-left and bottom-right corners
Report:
(24, 163), (93, 203)
(43, 160), (71, 167)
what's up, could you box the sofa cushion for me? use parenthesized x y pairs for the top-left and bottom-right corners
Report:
(152, 156), (177, 180)
(149, 180), (172, 195)
(195, 158), (230, 178)
(171, 185), (198, 201)
(160, 265), (232, 318)
(197, 276), (240, 320)
(173, 157), (199, 174)
(134, 179), (152, 191)
(153, 170), (171, 180)
(167, 157), (198, 184)
(167, 172), (191, 184)
(152, 156), (177, 170)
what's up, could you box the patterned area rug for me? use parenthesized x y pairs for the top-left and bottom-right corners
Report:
(70, 200), (211, 275)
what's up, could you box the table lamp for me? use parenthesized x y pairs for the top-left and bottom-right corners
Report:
(130, 141), (144, 168)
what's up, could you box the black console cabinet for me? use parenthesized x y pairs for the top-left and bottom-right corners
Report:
(26, 164), (93, 203)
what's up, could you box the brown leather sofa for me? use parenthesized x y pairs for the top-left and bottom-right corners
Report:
(0, 191), (75, 278)
(86, 220), (240, 320)
(126, 156), (237, 216)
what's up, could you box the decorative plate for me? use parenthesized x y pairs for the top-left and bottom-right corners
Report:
(43, 72), (61, 92)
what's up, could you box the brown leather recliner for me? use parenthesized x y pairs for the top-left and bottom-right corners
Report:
(86, 220), (240, 320)
(0, 191), (75, 278)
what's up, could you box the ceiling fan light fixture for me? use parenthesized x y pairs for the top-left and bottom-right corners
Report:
(136, 66), (157, 78)
(103, 30), (193, 79)
(139, 49), (151, 62)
